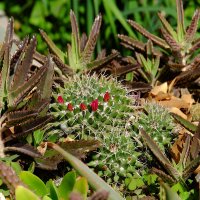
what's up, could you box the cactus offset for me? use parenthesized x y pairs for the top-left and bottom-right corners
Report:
(136, 103), (176, 151)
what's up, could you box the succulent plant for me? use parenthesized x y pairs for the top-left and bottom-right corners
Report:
(0, 18), (54, 159)
(118, 0), (200, 87)
(136, 103), (176, 151)
(47, 74), (176, 196)
(40, 10), (120, 78)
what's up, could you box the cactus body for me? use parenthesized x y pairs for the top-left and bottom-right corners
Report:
(48, 74), (175, 194)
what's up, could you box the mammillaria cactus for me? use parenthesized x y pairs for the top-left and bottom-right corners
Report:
(136, 103), (176, 151)
(47, 74), (175, 196)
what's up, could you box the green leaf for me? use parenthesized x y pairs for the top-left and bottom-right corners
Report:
(10, 162), (22, 175)
(46, 179), (59, 200)
(47, 142), (124, 200)
(40, 29), (66, 62)
(58, 171), (76, 199)
(73, 177), (88, 200)
(128, 178), (144, 191)
(19, 171), (48, 197)
(28, 162), (35, 173)
(128, 179), (137, 191)
(103, 0), (135, 38)
(158, 13), (178, 41)
(42, 196), (52, 200)
(161, 182), (181, 200)
(176, 0), (185, 41)
(171, 113), (197, 133)
(33, 129), (45, 146)
(16, 185), (40, 200)
(29, 1), (45, 26)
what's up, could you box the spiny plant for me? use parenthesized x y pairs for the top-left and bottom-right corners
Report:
(136, 102), (176, 151)
(40, 10), (120, 77)
(140, 114), (200, 199)
(0, 18), (102, 176)
(0, 18), (54, 159)
(47, 74), (175, 197)
(118, 0), (200, 87)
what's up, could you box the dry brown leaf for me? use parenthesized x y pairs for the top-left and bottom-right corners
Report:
(168, 78), (177, 93)
(170, 132), (186, 163)
(37, 142), (47, 155)
(154, 92), (171, 101)
(159, 99), (190, 109)
(151, 82), (168, 96)
(181, 94), (194, 107)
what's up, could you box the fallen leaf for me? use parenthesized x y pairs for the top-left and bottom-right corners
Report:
(151, 82), (168, 96)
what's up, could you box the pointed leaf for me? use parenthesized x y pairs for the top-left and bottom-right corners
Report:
(4, 115), (53, 143)
(80, 14), (102, 64)
(118, 34), (146, 51)
(38, 56), (54, 100)
(151, 167), (176, 184)
(189, 38), (200, 53)
(10, 37), (29, 73)
(47, 179), (59, 200)
(40, 29), (66, 62)
(11, 36), (37, 91)
(127, 20), (169, 49)
(58, 140), (101, 159)
(52, 55), (74, 76)
(70, 10), (80, 61)
(176, 0), (185, 41)
(80, 33), (87, 53)
(16, 185), (40, 200)
(140, 129), (179, 180)
(73, 177), (88, 200)
(86, 51), (119, 70)
(171, 113), (197, 133)
(179, 135), (191, 168)
(183, 155), (200, 180)
(6, 110), (37, 126)
(58, 171), (76, 199)
(158, 12), (178, 40)
(175, 66), (200, 86)
(161, 28), (181, 52)
(19, 171), (48, 197)
(8, 65), (47, 107)
(185, 9), (200, 43)
(1, 45), (10, 103)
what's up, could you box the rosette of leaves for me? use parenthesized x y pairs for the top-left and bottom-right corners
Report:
(118, 0), (200, 87)
(0, 18), (54, 160)
(40, 10), (120, 77)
